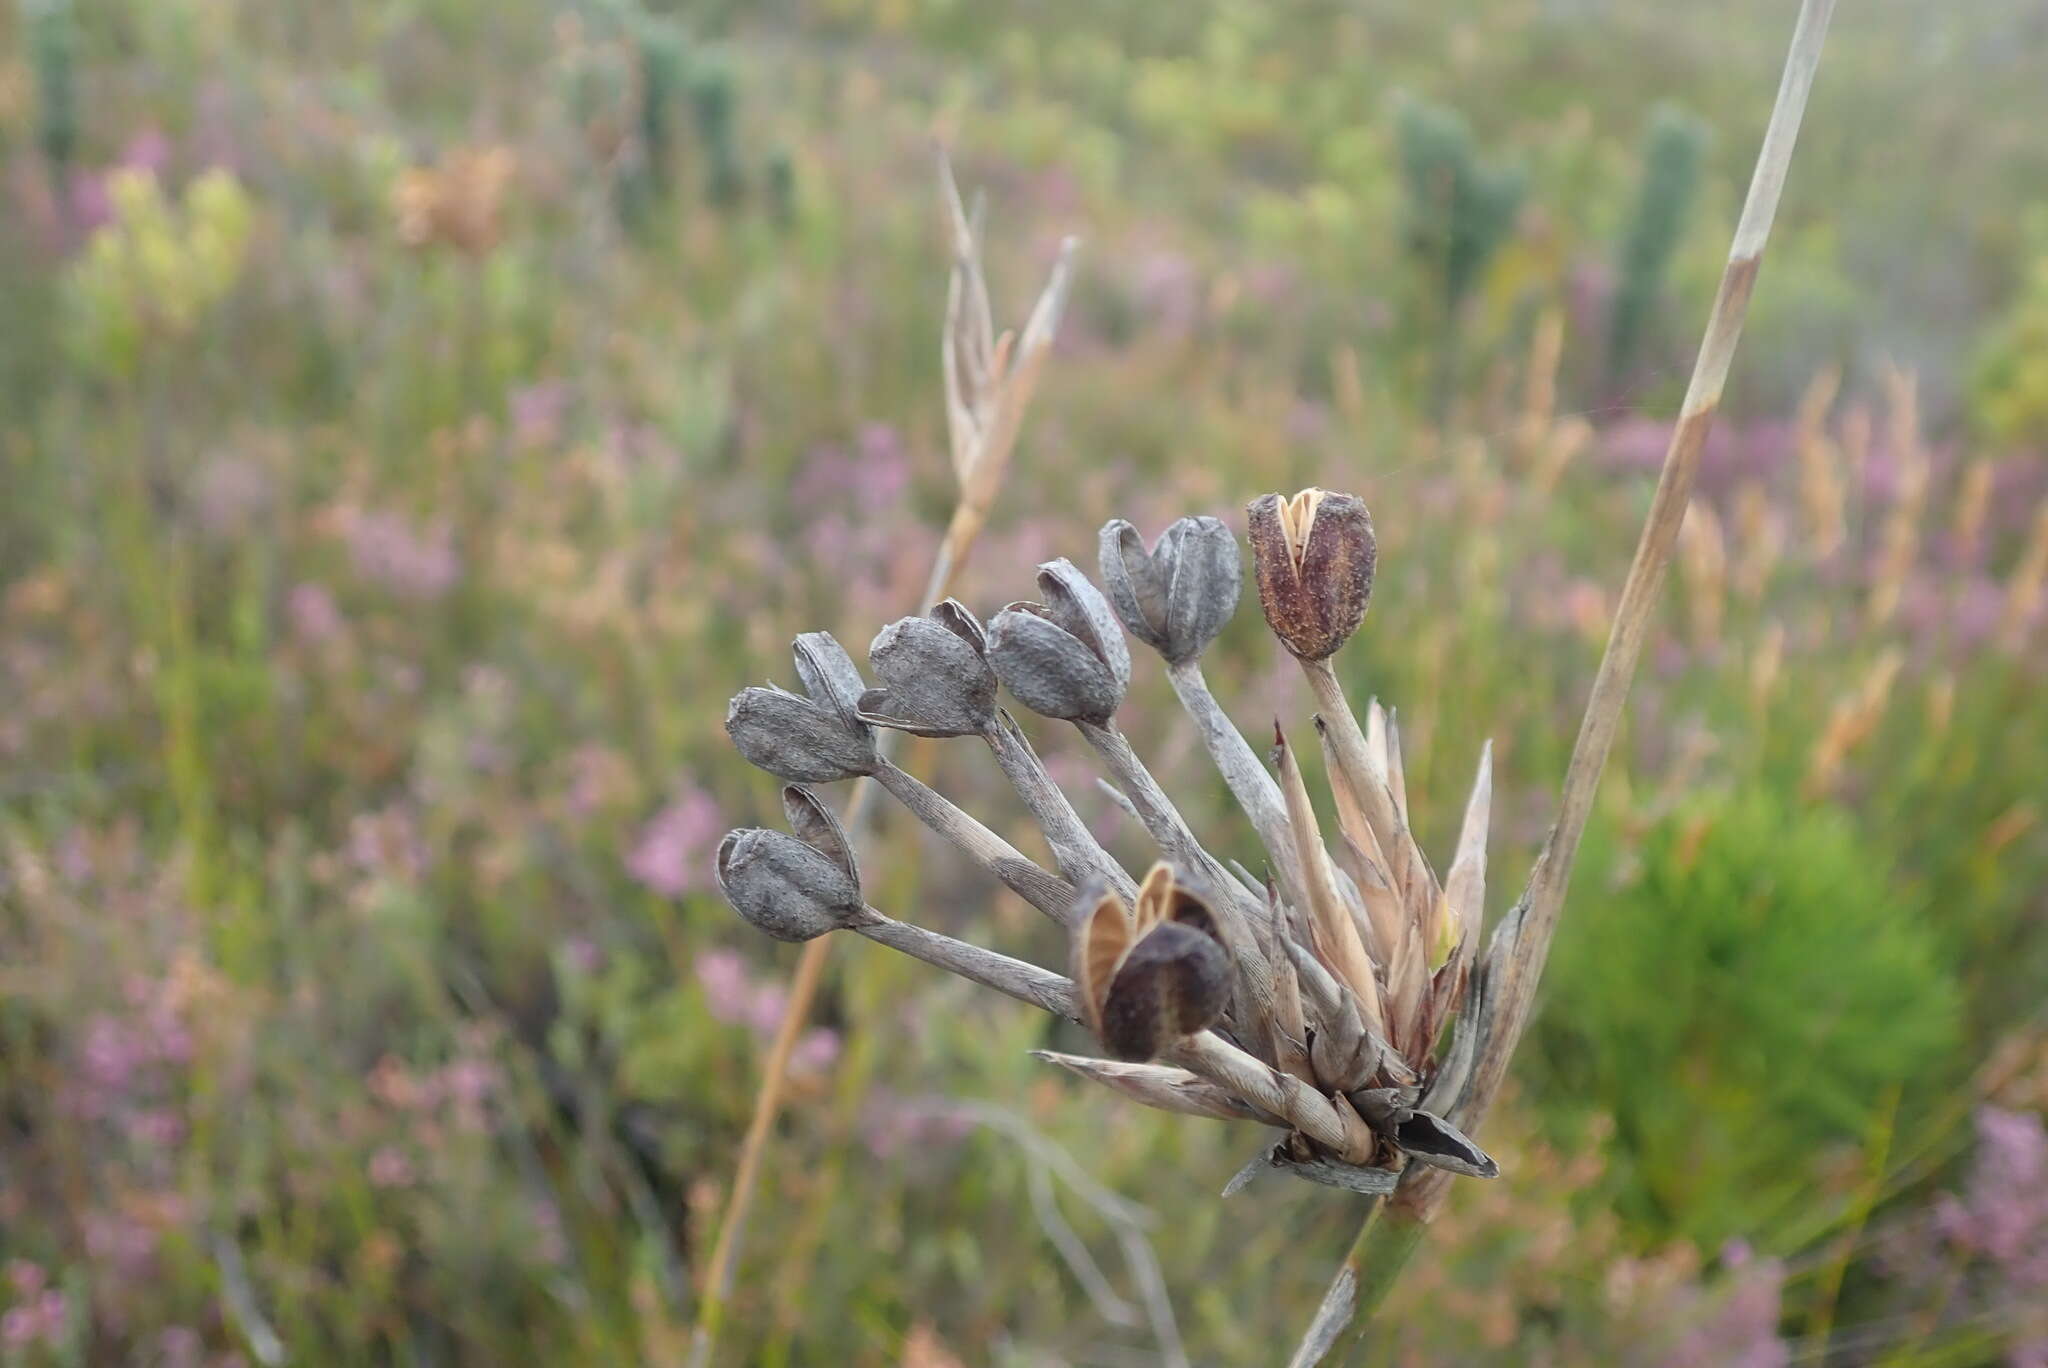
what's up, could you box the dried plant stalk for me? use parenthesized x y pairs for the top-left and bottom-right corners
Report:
(1295, 0), (1836, 1357)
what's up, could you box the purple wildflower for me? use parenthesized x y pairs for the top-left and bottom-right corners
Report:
(344, 509), (461, 600)
(287, 582), (346, 646)
(625, 789), (724, 898)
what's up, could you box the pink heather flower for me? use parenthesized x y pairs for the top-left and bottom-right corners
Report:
(158, 1326), (205, 1368)
(122, 128), (173, 176)
(564, 745), (634, 819)
(348, 806), (428, 881)
(625, 789), (724, 898)
(789, 1028), (841, 1076)
(560, 934), (605, 975)
(791, 425), (911, 516)
(861, 1094), (975, 1162)
(854, 423), (910, 512)
(695, 949), (756, 1027)
(509, 381), (570, 449)
(369, 1146), (416, 1188)
(84, 1209), (160, 1280)
(1131, 248), (1201, 340)
(1945, 1107), (2048, 1272)
(1667, 1241), (1790, 1368)
(0, 1289), (67, 1350)
(4, 1263), (44, 1299)
(440, 1058), (498, 1124)
(192, 454), (273, 536)
(126, 1107), (186, 1149)
(344, 509), (461, 600)
(694, 948), (791, 1036)
(287, 582), (346, 646)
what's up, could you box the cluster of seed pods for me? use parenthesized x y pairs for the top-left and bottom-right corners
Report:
(719, 489), (1498, 1191)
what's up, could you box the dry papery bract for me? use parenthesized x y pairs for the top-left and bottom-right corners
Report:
(721, 488), (1499, 1190)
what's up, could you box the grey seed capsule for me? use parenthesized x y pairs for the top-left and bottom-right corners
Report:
(726, 684), (878, 783)
(1035, 558), (1130, 692)
(1098, 920), (1233, 1061)
(780, 785), (858, 886)
(1098, 515), (1241, 665)
(858, 614), (998, 737)
(986, 605), (1123, 724)
(792, 631), (871, 734)
(716, 827), (866, 943)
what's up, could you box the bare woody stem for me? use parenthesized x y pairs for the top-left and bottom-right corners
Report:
(1076, 719), (1227, 882)
(985, 715), (1139, 904)
(852, 908), (1081, 1021)
(1163, 656), (1307, 903)
(1297, 1), (1836, 1360)
(872, 757), (1078, 919)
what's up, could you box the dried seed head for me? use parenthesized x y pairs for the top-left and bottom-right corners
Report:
(726, 684), (878, 783)
(858, 611), (998, 737)
(1247, 488), (1376, 660)
(987, 604), (1124, 723)
(1098, 515), (1241, 664)
(716, 826), (866, 943)
(1099, 920), (1231, 1061)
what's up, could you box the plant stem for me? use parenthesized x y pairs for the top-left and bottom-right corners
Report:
(1292, 1), (1836, 1359)
(1163, 655), (1305, 902)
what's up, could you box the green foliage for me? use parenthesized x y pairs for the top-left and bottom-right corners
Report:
(1534, 789), (1961, 1249)
(1395, 98), (1527, 317)
(61, 168), (255, 378)
(635, 16), (690, 199)
(1970, 219), (2048, 446)
(687, 51), (743, 207)
(22, 0), (79, 185)
(1607, 106), (1708, 383)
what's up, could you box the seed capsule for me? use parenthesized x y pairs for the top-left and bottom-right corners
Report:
(1246, 488), (1376, 660)
(1098, 516), (1242, 664)
(726, 632), (878, 783)
(857, 612), (998, 737)
(726, 684), (878, 783)
(715, 826), (866, 943)
(987, 605), (1122, 723)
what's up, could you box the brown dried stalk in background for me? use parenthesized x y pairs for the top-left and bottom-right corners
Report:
(688, 152), (1076, 1368)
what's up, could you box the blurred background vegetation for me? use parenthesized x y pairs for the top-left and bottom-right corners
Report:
(1, 0), (2045, 1363)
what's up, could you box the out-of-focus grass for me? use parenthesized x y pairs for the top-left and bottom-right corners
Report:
(0, 1), (2044, 1363)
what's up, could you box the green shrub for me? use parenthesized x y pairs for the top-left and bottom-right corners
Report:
(1531, 788), (1961, 1249)
(1607, 105), (1708, 384)
(1395, 97), (1526, 317)
(1970, 220), (2048, 446)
